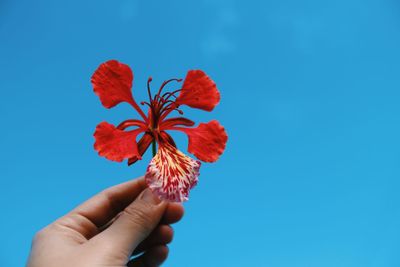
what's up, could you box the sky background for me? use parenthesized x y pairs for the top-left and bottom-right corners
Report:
(1, 0), (400, 266)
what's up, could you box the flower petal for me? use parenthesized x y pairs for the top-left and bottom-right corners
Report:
(172, 120), (227, 162)
(160, 117), (195, 129)
(160, 131), (176, 148)
(145, 143), (201, 202)
(128, 132), (154, 165)
(175, 70), (220, 111)
(94, 122), (144, 162)
(117, 119), (147, 130)
(91, 60), (135, 109)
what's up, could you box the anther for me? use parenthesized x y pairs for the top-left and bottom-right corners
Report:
(147, 77), (153, 102)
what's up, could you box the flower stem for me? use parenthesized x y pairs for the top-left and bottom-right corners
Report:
(152, 140), (156, 156)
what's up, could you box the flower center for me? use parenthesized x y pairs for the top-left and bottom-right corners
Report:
(140, 77), (183, 132)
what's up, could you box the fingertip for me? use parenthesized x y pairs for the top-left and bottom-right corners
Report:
(150, 245), (169, 264)
(128, 245), (169, 267)
(159, 224), (174, 244)
(170, 202), (185, 216)
(132, 224), (174, 256)
(162, 203), (184, 224)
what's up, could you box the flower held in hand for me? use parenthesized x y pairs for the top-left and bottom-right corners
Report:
(91, 60), (227, 202)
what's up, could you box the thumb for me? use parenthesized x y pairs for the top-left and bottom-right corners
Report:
(93, 188), (167, 256)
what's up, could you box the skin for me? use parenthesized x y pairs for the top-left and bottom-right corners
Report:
(26, 177), (184, 267)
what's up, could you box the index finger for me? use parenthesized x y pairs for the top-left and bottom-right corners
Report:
(70, 177), (146, 228)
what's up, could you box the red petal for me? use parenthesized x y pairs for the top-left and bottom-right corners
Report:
(160, 117), (195, 129)
(145, 143), (201, 202)
(160, 131), (176, 148)
(175, 70), (220, 111)
(117, 119), (147, 130)
(128, 132), (153, 165)
(91, 60), (135, 108)
(94, 122), (144, 162)
(175, 120), (227, 162)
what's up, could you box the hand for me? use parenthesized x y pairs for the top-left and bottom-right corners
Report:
(26, 177), (184, 267)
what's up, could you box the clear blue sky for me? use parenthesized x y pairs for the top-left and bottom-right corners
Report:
(1, 0), (400, 266)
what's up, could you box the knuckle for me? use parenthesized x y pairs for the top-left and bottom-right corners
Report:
(123, 204), (155, 233)
(101, 189), (125, 214)
(165, 226), (174, 243)
(32, 227), (49, 244)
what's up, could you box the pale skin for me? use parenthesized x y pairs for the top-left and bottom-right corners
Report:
(26, 177), (184, 267)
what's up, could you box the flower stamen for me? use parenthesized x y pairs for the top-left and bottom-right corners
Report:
(161, 89), (182, 103)
(147, 77), (153, 102)
(140, 101), (152, 109)
(154, 78), (182, 102)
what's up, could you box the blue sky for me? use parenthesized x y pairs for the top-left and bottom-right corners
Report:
(1, 0), (400, 266)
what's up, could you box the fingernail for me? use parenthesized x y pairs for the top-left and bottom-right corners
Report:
(141, 188), (162, 205)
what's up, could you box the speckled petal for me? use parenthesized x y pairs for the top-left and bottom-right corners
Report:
(145, 143), (201, 202)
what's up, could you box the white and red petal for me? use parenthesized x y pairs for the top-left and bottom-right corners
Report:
(94, 122), (144, 162)
(145, 143), (201, 202)
(175, 70), (220, 111)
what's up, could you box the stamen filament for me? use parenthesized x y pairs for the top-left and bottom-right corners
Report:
(155, 78), (182, 102)
(159, 103), (183, 121)
(159, 102), (177, 115)
(147, 77), (153, 102)
(161, 89), (182, 103)
(140, 101), (152, 109)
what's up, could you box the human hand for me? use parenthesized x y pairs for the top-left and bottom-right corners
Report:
(26, 177), (184, 267)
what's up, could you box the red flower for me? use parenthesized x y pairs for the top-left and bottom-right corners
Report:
(91, 60), (228, 202)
